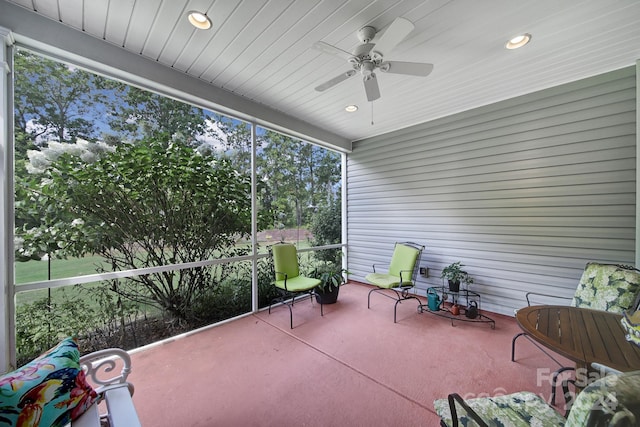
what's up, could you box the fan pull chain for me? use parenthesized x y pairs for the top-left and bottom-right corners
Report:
(371, 102), (374, 126)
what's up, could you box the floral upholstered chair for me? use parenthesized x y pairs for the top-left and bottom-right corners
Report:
(570, 262), (640, 313)
(511, 262), (640, 403)
(434, 369), (640, 427)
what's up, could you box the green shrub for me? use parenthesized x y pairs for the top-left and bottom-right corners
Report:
(16, 287), (98, 365)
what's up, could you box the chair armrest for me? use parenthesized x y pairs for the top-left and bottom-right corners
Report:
(397, 270), (415, 287)
(274, 270), (289, 290)
(103, 383), (142, 427)
(447, 393), (490, 427)
(525, 291), (572, 306)
(80, 348), (133, 394)
(71, 400), (100, 427)
(74, 350), (141, 427)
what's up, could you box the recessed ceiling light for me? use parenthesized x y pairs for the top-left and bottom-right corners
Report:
(345, 105), (358, 112)
(188, 11), (212, 30)
(505, 33), (531, 49)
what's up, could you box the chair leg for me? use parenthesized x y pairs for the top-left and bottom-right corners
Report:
(367, 287), (379, 309)
(268, 293), (282, 315)
(511, 332), (527, 361)
(393, 295), (421, 323)
(551, 367), (575, 405)
(370, 287), (421, 322)
(561, 378), (576, 417)
(512, 330), (575, 405)
(287, 303), (294, 329)
(270, 289), (324, 329)
(268, 290), (296, 329)
(512, 332), (566, 366)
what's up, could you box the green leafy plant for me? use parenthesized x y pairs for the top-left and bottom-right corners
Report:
(30, 138), (253, 321)
(440, 262), (474, 285)
(15, 287), (99, 365)
(312, 262), (349, 293)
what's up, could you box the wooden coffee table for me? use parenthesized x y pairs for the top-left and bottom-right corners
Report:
(515, 305), (640, 372)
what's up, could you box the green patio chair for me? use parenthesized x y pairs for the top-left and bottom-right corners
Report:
(366, 242), (424, 322)
(511, 262), (640, 404)
(268, 243), (323, 329)
(434, 368), (640, 427)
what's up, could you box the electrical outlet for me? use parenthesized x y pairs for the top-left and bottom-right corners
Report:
(419, 267), (428, 277)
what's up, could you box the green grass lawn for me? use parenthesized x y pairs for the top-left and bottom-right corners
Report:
(15, 255), (108, 305)
(15, 255), (108, 284)
(13, 226), (317, 285)
(12, 239), (336, 306)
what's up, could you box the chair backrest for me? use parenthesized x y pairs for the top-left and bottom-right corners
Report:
(571, 262), (640, 314)
(564, 370), (640, 427)
(271, 243), (300, 281)
(388, 242), (423, 283)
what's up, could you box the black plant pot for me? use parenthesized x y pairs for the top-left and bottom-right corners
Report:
(315, 284), (340, 304)
(448, 280), (461, 292)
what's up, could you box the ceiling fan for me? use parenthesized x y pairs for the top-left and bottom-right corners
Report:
(313, 17), (434, 102)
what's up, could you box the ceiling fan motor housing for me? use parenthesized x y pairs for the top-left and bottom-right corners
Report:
(357, 26), (376, 43)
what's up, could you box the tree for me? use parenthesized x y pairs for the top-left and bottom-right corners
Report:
(13, 47), (343, 327)
(257, 131), (310, 229)
(35, 137), (252, 320)
(106, 85), (208, 143)
(256, 130), (341, 230)
(13, 49), (113, 240)
(310, 194), (342, 264)
(15, 140), (115, 261)
(14, 49), (108, 153)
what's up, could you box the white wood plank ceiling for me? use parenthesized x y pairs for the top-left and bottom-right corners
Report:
(3, 0), (640, 142)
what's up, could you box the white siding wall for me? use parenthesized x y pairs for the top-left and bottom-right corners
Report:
(347, 66), (637, 316)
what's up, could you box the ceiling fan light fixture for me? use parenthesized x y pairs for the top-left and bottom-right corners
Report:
(345, 105), (358, 112)
(505, 33), (531, 49)
(188, 11), (212, 30)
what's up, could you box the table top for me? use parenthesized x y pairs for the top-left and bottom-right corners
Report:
(516, 305), (640, 372)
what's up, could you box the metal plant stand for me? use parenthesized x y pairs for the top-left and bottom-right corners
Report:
(418, 285), (495, 328)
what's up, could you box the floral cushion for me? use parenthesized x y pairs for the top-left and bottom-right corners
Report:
(621, 309), (640, 348)
(435, 371), (640, 427)
(434, 391), (565, 427)
(571, 263), (640, 314)
(0, 337), (98, 427)
(565, 370), (640, 427)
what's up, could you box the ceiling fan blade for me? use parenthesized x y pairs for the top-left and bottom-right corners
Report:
(313, 41), (353, 61)
(315, 70), (357, 92)
(371, 17), (414, 57)
(380, 61), (434, 77)
(363, 73), (380, 101)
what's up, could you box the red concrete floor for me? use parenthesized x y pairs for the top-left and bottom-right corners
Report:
(125, 282), (569, 426)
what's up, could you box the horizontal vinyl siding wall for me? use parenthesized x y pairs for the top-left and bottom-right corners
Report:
(347, 66), (636, 316)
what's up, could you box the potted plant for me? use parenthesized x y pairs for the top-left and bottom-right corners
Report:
(440, 261), (474, 292)
(312, 264), (348, 304)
